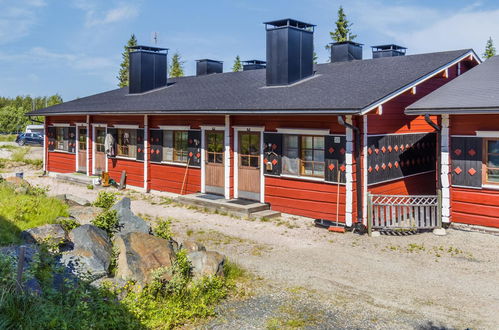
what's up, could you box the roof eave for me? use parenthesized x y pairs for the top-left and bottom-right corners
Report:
(405, 107), (499, 115)
(359, 49), (481, 116)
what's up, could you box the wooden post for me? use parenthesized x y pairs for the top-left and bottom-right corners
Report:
(16, 245), (26, 293)
(367, 193), (373, 237)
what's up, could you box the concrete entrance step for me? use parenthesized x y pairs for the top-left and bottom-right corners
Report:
(176, 193), (270, 217)
(251, 209), (281, 220)
(53, 172), (96, 186)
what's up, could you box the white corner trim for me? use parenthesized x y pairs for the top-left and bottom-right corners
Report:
(224, 115), (230, 199)
(43, 117), (47, 172)
(276, 128), (330, 136)
(360, 50), (480, 115)
(144, 115), (148, 191)
(441, 114), (451, 224)
(158, 125), (191, 131)
(112, 124), (140, 129)
(476, 131), (499, 138)
(86, 115), (90, 176)
(51, 123), (70, 127)
(345, 115), (354, 227)
(362, 116), (368, 224)
(200, 128), (206, 193)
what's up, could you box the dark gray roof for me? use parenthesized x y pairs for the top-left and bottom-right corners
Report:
(29, 49), (473, 116)
(407, 55), (499, 115)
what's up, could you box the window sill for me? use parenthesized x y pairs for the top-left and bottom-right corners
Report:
(113, 156), (142, 162)
(482, 184), (499, 191)
(264, 173), (345, 185)
(50, 150), (74, 155)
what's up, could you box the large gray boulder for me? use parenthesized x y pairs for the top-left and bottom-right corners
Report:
(21, 224), (68, 246)
(65, 194), (91, 206)
(69, 206), (102, 226)
(60, 224), (112, 281)
(187, 251), (225, 278)
(114, 232), (175, 286)
(111, 198), (151, 236)
(181, 240), (206, 253)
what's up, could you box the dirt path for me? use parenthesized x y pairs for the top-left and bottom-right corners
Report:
(22, 172), (499, 329)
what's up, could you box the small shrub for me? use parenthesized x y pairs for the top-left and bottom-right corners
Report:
(86, 184), (94, 190)
(153, 217), (173, 240)
(108, 244), (120, 277)
(93, 191), (117, 209)
(57, 217), (80, 232)
(92, 209), (119, 236)
(10, 148), (29, 162)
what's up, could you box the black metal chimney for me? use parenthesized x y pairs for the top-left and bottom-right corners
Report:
(372, 44), (407, 58)
(196, 59), (223, 76)
(128, 45), (168, 94)
(243, 60), (266, 71)
(330, 41), (363, 62)
(264, 18), (315, 86)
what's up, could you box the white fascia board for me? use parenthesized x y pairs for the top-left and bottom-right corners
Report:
(112, 124), (140, 129)
(476, 131), (499, 138)
(361, 50), (480, 115)
(51, 123), (70, 127)
(158, 125), (191, 130)
(276, 128), (330, 136)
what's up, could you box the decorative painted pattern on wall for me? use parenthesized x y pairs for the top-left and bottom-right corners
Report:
(450, 136), (482, 188)
(367, 133), (436, 185)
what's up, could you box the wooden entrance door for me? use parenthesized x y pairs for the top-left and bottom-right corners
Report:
(77, 127), (87, 173)
(94, 127), (106, 175)
(238, 132), (261, 200)
(205, 131), (224, 195)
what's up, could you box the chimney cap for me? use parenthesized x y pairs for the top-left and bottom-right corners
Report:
(371, 44), (407, 51)
(129, 45), (168, 53)
(264, 18), (315, 31)
(196, 59), (223, 64)
(330, 41), (364, 47)
(242, 60), (266, 65)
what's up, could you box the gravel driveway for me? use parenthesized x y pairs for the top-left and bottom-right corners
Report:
(21, 171), (499, 329)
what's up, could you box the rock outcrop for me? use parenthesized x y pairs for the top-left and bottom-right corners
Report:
(21, 224), (68, 246)
(60, 225), (112, 280)
(111, 198), (151, 236)
(187, 250), (225, 278)
(114, 232), (175, 286)
(68, 205), (102, 226)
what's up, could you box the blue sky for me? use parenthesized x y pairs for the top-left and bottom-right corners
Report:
(1, 0), (499, 101)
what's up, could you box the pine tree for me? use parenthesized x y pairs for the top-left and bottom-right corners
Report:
(484, 37), (496, 59)
(325, 6), (357, 52)
(169, 52), (185, 78)
(232, 55), (243, 72)
(117, 34), (138, 88)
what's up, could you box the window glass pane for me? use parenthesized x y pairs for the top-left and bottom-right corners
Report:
(314, 136), (324, 149)
(117, 129), (136, 158)
(301, 136), (313, 149)
(314, 163), (325, 176)
(163, 130), (173, 161)
(282, 135), (299, 175)
(488, 140), (499, 154)
(314, 150), (324, 162)
(173, 131), (188, 163)
(488, 155), (499, 168)
(488, 169), (499, 182)
(303, 149), (313, 161)
(250, 156), (259, 167)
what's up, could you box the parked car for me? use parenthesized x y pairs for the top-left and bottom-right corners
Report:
(15, 133), (44, 146)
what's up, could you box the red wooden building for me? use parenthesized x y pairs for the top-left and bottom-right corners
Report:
(29, 19), (480, 229)
(407, 55), (499, 229)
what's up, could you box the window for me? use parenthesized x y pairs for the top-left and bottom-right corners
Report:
(239, 132), (260, 167)
(162, 130), (188, 163)
(485, 139), (499, 184)
(206, 131), (224, 164)
(116, 129), (137, 158)
(282, 135), (324, 178)
(55, 127), (68, 151)
(78, 128), (87, 151)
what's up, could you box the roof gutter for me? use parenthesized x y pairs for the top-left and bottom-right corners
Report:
(406, 107), (499, 115)
(337, 115), (365, 232)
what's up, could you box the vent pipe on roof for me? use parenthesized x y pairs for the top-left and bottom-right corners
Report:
(196, 59), (223, 76)
(372, 44), (407, 58)
(264, 18), (315, 86)
(243, 60), (266, 71)
(128, 45), (168, 94)
(330, 41), (363, 62)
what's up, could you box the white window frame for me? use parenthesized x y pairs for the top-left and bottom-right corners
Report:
(92, 123), (107, 175)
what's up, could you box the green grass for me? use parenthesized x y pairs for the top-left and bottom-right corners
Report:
(0, 183), (68, 245)
(0, 134), (16, 142)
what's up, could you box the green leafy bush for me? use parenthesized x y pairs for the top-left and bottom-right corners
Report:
(92, 209), (119, 236)
(153, 217), (173, 241)
(56, 217), (80, 232)
(93, 191), (117, 209)
(0, 183), (68, 246)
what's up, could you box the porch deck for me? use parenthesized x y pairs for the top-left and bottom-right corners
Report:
(176, 193), (281, 219)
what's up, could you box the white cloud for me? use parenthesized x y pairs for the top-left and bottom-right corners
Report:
(72, 1), (139, 27)
(0, 0), (47, 44)
(348, 1), (499, 58)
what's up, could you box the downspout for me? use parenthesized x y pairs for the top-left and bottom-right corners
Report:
(337, 115), (364, 230)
